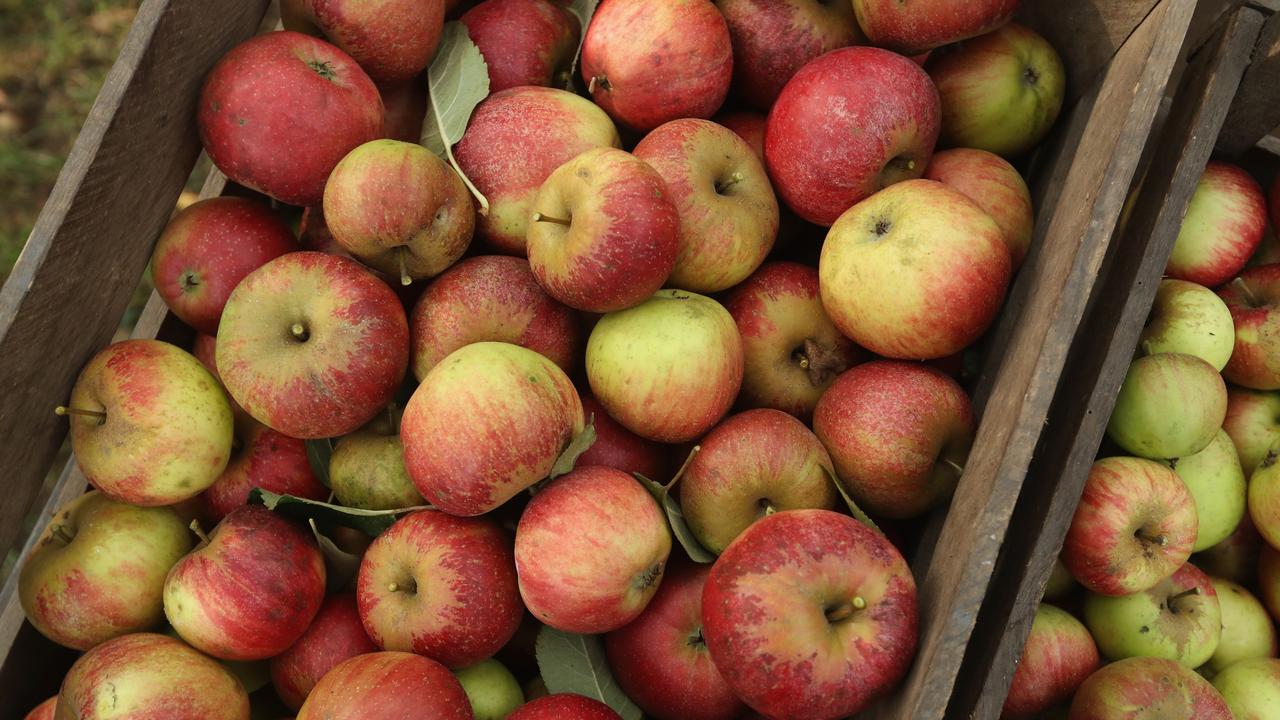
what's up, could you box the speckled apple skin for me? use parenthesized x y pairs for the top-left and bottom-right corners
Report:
(1167, 162), (1267, 288)
(201, 413), (326, 521)
(508, 694), (622, 719)
(269, 593), (378, 711)
(1002, 604), (1100, 719)
(1067, 657), (1231, 720)
(1213, 657), (1280, 719)
(305, 0), (444, 84)
(576, 393), (667, 479)
(853, 0), (1018, 54)
(461, 0), (580, 91)
(1219, 264), (1280, 390)
(295, 652), (473, 720)
(924, 148), (1033, 268)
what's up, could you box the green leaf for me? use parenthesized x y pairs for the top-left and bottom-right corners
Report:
(824, 465), (882, 534)
(535, 626), (642, 720)
(635, 471), (715, 564)
(421, 21), (490, 213)
(563, 0), (599, 92)
(549, 418), (597, 480)
(305, 438), (333, 488)
(309, 518), (360, 593)
(248, 488), (429, 536)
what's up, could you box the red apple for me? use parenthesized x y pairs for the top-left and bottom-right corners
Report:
(924, 147), (1034, 268)
(269, 593), (378, 711)
(23, 698), (54, 720)
(193, 332), (220, 380)
(515, 466), (671, 633)
(581, 0), (733, 131)
(1195, 513), (1264, 584)
(765, 46), (940, 226)
(461, 0), (580, 91)
(296, 651), (472, 720)
(164, 505), (326, 661)
(151, 197), (298, 334)
(1002, 604), (1101, 719)
(303, 0), (445, 84)
(508, 694), (622, 719)
(1166, 162), (1267, 288)
(1066, 657), (1231, 719)
(201, 412), (326, 521)
(1223, 386), (1280, 476)
(1218, 264), (1280, 390)
(378, 79), (428, 142)
(702, 509), (917, 718)
(198, 31), (383, 207)
(577, 393), (667, 479)
(713, 110), (766, 161)
(216, 252), (410, 439)
(853, 0), (1018, 54)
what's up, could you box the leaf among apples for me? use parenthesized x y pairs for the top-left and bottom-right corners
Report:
(549, 418), (598, 480)
(823, 465), (883, 534)
(421, 21), (491, 214)
(635, 446), (717, 564)
(304, 438), (333, 487)
(562, 0), (599, 92)
(535, 626), (642, 720)
(308, 518), (360, 593)
(247, 487), (429, 536)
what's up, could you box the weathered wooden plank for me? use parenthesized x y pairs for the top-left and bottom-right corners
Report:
(1218, 10), (1280, 155)
(1017, 0), (1162, 102)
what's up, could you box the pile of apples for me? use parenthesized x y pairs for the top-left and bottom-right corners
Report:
(1001, 162), (1280, 719)
(14, 0), (1069, 719)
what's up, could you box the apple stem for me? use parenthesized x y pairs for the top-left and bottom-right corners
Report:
(1169, 587), (1201, 604)
(55, 406), (107, 421)
(798, 339), (850, 386)
(188, 519), (210, 545)
(49, 524), (74, 545)
(387, 583), (400, 592)
(715, 172), (745, 194)
(290, 323), (309, 342)
(1140, 340), (1155, 357)
(1135, 530), (1167, 547)
(825, 599), (863, 623)
(942, 459), (965, 476)
(398, 247), (412, 287)
(669, 445), (702, 488)
(531, 212), (572, 227)
(1234, 277), (1263, 307)
(852, 596), (867, 610)
(588, 75), (610, 94)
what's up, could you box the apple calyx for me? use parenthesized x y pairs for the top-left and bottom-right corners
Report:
(290, 322), (311, 342)
(1022, 66), (1041, 87)
(531, 211), (572, 227)
(715, 172), (745, 195)
(1262, 450), (1278, 469)
(795, 338), (849, 386)
(189, 519), (211, 546)
(1233, 277), (1263, 308)
(48, 523), (75, 546)
(179, 270), (201, 292)
(633, 561), (663, 591)
(824, 596), (867, 624)
(588, 75), (612, 94)
(55, 406), (107, 423)
(307, 59), (338, 81)
(685, 627), (706, 649)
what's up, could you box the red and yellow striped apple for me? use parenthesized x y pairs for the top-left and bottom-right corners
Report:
(1166, 162), (1267, 288)
(201, 412), (326, 521)
(269, 593), (378, 711)
(853, 0), (1018, 54)
(924, 147), (1034, 268)
(302, 0), (444, 84)
(296, 652), (472, 720)
(1002, 604), (1100, 719)
(1067, 657), (1231, 719)
(461, 0), (580, 91)
(1219, 264), (1280, 390)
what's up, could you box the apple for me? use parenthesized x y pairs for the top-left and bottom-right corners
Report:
(813, 360), (975, 519)
(819, 179), (1011, 359)
(323, 139), (473, 284)
(923, 147), (1034, 268)
(330, 419), (424, 510)
(1206, 578), (1277, 674)
(586, 290), (743, 443)
(713, 110), (765, 161)
(1061, 457), (1196, 596)
(150, 197), (298, 334)
(411, 256), (580, 379)
(202, 412), (327, 521)
(55, 633), (249, 720)
(852, 0), (1018, 54)
(604, 562), (747, 720)
(680, 409), (836, 554)
(1067, 657), (1231, 719)
(1168, 430), (1245, 552)
(632, 119), (779, 293)
(198, 31), (383, 207)
(1225, 387), (1280, 477)
(717, 0), (863, 110)
(269, 593), (378, 711)
(62, 339), (234, 506)
(193, 332), (220, 380)
(515, 466), (671, 633)
(1249, 451), (1280, 550)
(455, 86), (620, 256)
(928, 23), (1065, 158)
(576, 393), (667, 479)
(296, 651), (472, 720)
(765, 46), (940, 226)
(581, 0), (732, 131)
(1001, 604), (1100, 720)
(508, 694), (622, 719)
(1260, 544), (1280, 619)
(454, 658), (524, 720)
(723, 261), (861, 419)
(1211, 657), (1280, 719)
(461, 0), (580, 91)
(1043, 558), (1077, 602)
(18, 492), (191, 651)
(1083, 562), (1221, 667)
(526, 147), (678, 312)
(402, 341), (583, 515)
(1195, 513), (1263, 584)
(23, 698), (54, 720)
(302, 0), (444, 84)
(378, 79), (428, 142)
(1106, 353), (1227, 459)
(702, 509), (916, 718)
(1166, 162), (1268, 288)
(216, 252), (410, 440)
(1218, 264), (1280, 390)
(164, 505), (326, 661)
(1139, 279), (1236, 371)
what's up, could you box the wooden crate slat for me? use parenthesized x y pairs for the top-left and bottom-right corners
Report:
(1016, 0), (1161, 102)
(1218, 9), (1280, 155)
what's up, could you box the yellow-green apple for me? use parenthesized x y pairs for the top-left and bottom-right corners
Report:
(216, 252), (410, 439)
(1061, 457), (1196, 596)
(18, 492), (191, 651)
(323, 139), (473, 284)
(401, 341), (583, 515)
(1167, 430), (1245, 552)
(269, 593), (378, 711)
(410, 255), (580, 379)
(1224, 387), (1280, 476)
(586, 290), (743, 442)
(329, 419), (424, 510)
(1106, 353), (1227, 459)
(526, 147), (678, 312)
(1206, 578), (1277, 674)
(680, 409), (837, 554)
(923, 147), (1034, 268)
(1043, 558), (1077, 602)
(198, 31), (383, 207)
(508, 694), (622, 719)
(164, 505), (326, 660)
(581, 0), (732, 131)
(62, 339), (234, 506)
(765, 47), (940, 225)
(23, 698), (55, 720)
(301, 0), (444, 84)
(201, 412), (327, 521)
(813, 360), (975, 518)
(514, 466), (671, 633)
(378, 79), (427, 142)
(1211, 657), (1280, 719)
(1218, 264), (1280, 390)
(1083, 562), (1221, 667)
(928, 23), (1065, 158)
(1195, 514), (1263, 583)
(632, 119), (779, 293)
(453, 658), (524, 720)
(576, 393), (667, 479)
(296, 651), (472, 720)
(852, 0), (1018, 54)
(1067, 657), (1231, 719)
(702, 509), (917, 718)
(1139, 279), (1235, 371)
(1166, 162), (1267, 288)
(723, 261), (861, 419)
(819, 179), (1011, 359)
(454, 86), (620, 255)
(150, 197), (298, 334)
(717, 0), (863, 110)
(461, 0), (579, 91)
(1249, 451), (1280, 550)
(604, 562), (746, 720)
(713, 110), (765, 160)
(1001, 604), (1100, 720)
(54, 633), (249, 720)
(1260, 543), (1280, 618)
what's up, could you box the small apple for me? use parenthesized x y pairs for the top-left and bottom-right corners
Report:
(461, 0), (580, 91)
(1249, 451), (1280, 550)
(923, 147), (1034, 268)
(508, 694), (623, 719)
(576, 393), (667, 479)
(23, 698), (54, 720)
(1211, 657), (1280, 719)
(269, 593), (378, 711)
(1218, 264), (1280, 390)
(1206, 578), (1277, 674)
(1067, 657), (1231, 719)
(712, 110), (765, 160)
(853, 0), (1018, 54)
(1166, 162), (1268, 288)
(303, 0), (444, 84)
(295, 651), (472, 720)
(1083, 563), (1221, 668)
(1139, 279), (1236, 371)
(1106, 353), (1227, 460)
(378, 79), (427, 142)
(202, 412), (327, 521)
(1195, 513), (1263, 584)
(1001, 604), (1100, 720)
(1224, 387), (1280, 476)
(1168, 429), (1245, 552)
(453, 658), (525, 720)
(329, 419), (424, 510)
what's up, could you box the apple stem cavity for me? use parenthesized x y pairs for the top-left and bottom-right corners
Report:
(796, 339), (849, 386)
(398, 247), (412, 287)
(49, 524), (74, 545)
(388, 578), (418, 595)
(1135, 529), (1167, 547)
(715, 172), (745, 195)
(531, 212), (572, 227)
(290, 322), (310, 342)
(55, 406), (106, 422)
(588, 75), (611, 94)
(825, 597), (866, 624)
(1234, 277), (1263, 308)
(307, 59), (337, 81)
(188, 519), (210, 545)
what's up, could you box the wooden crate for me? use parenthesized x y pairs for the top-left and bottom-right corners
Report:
(0, 0), (1198, 717)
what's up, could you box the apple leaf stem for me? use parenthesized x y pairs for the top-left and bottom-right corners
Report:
(398, 247), (412, 287)
(532, 212), (572, 227)
(942, 458), (965, 476)
(188, 519), (210, 545)
(420, 22), (491, 215)
(49, 524), (74, 545)
(1233, 277), (1263, 307)
(55, 406), (106, 421)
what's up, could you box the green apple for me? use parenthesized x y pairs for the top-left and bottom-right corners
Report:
(1107, 353), (1227, 460)
(1207, 578), (1277, 674)
(1223, 386), (1280, 476)
(1248, 451), (1280, 550)
(1140, 279), (1235, 371)
(1169, 430), (1246, 551)
(1212, 657), (1280, 719)
(330, 414), (424, 510)
(1083, 563), (1221, 668)
(453, 658), (524, 720)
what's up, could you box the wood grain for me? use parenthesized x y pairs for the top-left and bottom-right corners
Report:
(1218, 10), (1280, 155)
(1016, 0), (1163, 102)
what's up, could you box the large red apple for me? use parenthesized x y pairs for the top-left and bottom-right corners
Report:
(702, 509), (917, 718)
(296, 651), (472, 720)
(1224, 386), (1280, 475)
(198, 31), (383, 207)
(1067, 657), (1231, 719)
(1166, 161), (1267, 288)
(924, 147), (1034, 268)
(576, 393), (667, 479)
(1002, 604), (1100, 719)
(853, 0), (1018, 54)
(765, 46), (940, 226)
(201, 412), (327, 521)
(269, 593), (378, 711)
(508, 694), (622, 719)
(461, 0), (580, 91)
(1218, 264), (1280, 390)
(303, 0), (445, 84)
